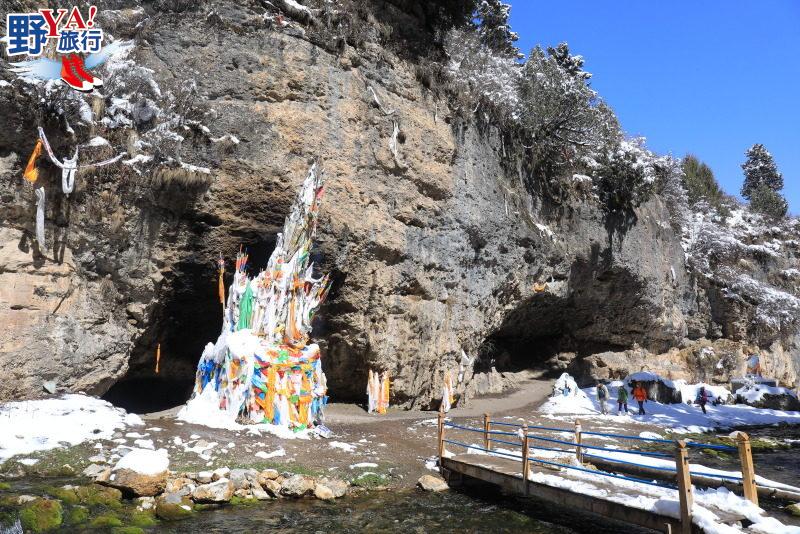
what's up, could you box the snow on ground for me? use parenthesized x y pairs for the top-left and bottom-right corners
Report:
(329, 441), (357, 452)
(350, 462), (378, 469)
(177, 385), (310, 440)
(0, 394), (143, 463)
(538, 373), (596, 415)
(544, 379), (800, 433)
(255, 448), (286, 459)
(113, 448), (169, 475)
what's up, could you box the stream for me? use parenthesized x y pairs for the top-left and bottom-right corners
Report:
(147, 489), (650, 533)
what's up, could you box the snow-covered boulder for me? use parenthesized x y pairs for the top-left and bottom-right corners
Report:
(108, 448), (169, 497)
(735, 383), (800, 411)
(624, 372), (681, 404)
(673, 381), (733, 405)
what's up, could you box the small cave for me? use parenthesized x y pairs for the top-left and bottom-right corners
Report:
(473, 255), (651, 393)
(103, 235), (279, 414)
(476, 292), (577, 379)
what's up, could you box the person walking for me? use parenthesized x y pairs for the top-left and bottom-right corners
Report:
(596, 381), (609, 415)
(617, 384), (629, 414)
(632, 382), (648, 415)
(696, 386), (709, 415)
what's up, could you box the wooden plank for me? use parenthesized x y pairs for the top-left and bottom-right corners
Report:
(443, 457), (687, 533)
(737, 432), (759, 506)
(675, 440), (694, 534)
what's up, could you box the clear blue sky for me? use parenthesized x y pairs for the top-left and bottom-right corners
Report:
(509, 1), (799, 215)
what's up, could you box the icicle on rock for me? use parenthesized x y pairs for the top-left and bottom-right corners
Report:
(183, 164), (331, 432)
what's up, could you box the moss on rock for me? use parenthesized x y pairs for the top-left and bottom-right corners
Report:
(67, 506), (90, 525)
(75, 484), (123, 508)
(112, 527), (145, 534)
(90, 513), (123, 528)
(155, 500), (193, 521)
(127, 509), (158, 527)
(19, 498), (63, 532)
(44, 486), (79, 505)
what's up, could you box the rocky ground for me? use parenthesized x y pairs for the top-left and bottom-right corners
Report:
(3, 379), (800, 532)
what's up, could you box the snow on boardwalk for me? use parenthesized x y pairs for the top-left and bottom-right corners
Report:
(446, 452), (798, 534)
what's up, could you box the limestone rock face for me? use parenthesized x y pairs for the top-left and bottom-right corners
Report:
(0, 0), (796, 407)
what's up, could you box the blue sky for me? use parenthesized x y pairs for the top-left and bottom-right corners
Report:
(509, 1), (799, 215)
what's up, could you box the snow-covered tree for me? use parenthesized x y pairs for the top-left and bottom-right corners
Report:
(590, 138), (658, 212)
(656, 155), (690, 230)
(750, 183), (788, 219)
(741, 143), (783, 199)
(517, 46), (602, 153)
(443, 28), (521, 121)
(473, 0), (521, 58)
(546, 42), (592, 81)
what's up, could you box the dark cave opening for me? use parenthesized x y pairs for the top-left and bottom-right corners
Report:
(103, 235), (279, 414)
(475, 255), (647, 385)
(476, 292), (577, 377)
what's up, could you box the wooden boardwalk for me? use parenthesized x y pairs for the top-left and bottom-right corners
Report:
(435, 414), (776, 534)
(441, 453), (746, 533)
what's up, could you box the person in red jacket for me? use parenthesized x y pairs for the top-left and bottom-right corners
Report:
(632, 382), (648, 415)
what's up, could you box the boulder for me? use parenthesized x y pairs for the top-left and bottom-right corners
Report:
(261, 479), (282, 498)
(196, 471), (213, 484)
(82, 464), (107, 479)
(191, 479), (234, 503)
(109, 468), (168, 497)
(228, 469), (251, 490)
(165, 478), (195, 497)
(417, 475), (448, 492)
(108, 448), (169, 496)
(316, 477), (348, 498)
(280, 475), (315, 497)
(156, 494), (193, 521)
(786, 503), (800, 518)
(135, 496), (155, 511)
(211, 467), (230, 481)
(257, 469), (280, 487)
(251, 485), (271, 501)
(313, 485), (335, 500)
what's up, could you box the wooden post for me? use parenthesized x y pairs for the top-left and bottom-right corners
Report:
(574, 419), (583, 464)
(437, 409), (445, 463)
(521, 423), (530, 495)
(483, 413), (491, 451)
(674, 440), (693, 534)
(737, 432), (758, 506)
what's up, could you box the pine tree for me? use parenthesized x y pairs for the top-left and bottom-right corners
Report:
(750, 183), (788, 219)
(681, 154), (722, 205)
(741, 143), (783, 199)
(474, 0), (521, 58)
(546, 42), (592, 81)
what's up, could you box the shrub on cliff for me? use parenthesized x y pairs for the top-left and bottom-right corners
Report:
(682, 155), (723, 207)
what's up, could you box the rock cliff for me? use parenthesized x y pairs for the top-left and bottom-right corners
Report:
(0, 0), (797, 408)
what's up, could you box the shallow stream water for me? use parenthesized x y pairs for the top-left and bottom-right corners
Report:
(148, 489), (648, 534)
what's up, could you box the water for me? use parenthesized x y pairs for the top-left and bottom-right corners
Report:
(150, 489), (647, 533)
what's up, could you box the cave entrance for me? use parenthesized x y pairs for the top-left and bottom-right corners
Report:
(474, 255), (644, 391)
(476, 292), (573, 378)
(103, 235), (278, 414)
